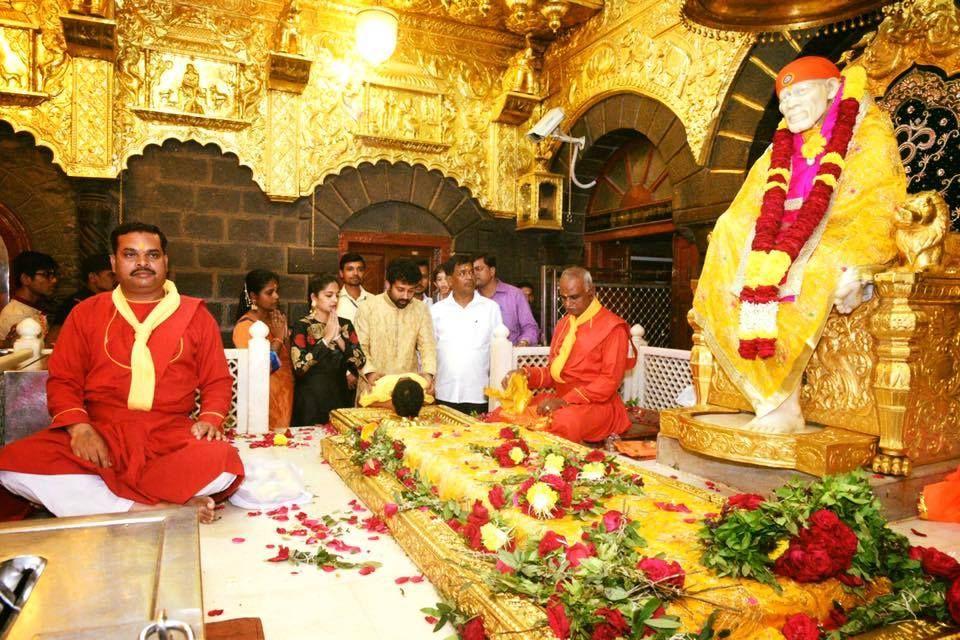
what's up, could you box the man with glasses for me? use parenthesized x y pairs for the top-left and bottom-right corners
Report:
(0, 250), (59, 346)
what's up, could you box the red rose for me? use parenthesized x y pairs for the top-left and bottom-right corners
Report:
(495, 559), (514, 574)
(601, 510), (624, 532)
(823, 604), (847, 631)
(461, 616), (487, 640)
(446, 518), (463, 533)
(947, 577), (960, 624)
(837, 573), (864, 587)
(499, 426), (517, 439)
(909, 545), (924, 561)
(361, 458), (382, 476)
(595, 607), (629, 634)
(541, 474), (573, 507)
(727, 493), (765, 511)
(462, 523), (482, 550)
(637, 556), (685, 589)
(774, 545), (834, 583)
(383, 502), (398, 518)
(781, 613), (820, 640)
(565, 542), (595, 568)
(539, 530), (567, 557)
(590, 623), (619, 640)
(468, 500), (491, 528)
(546, 602), (571, 639)
(585, 450), (606, 463)
(573, 498), (595, 512)
(561, 466), (579, 483)
(914, 546), (960, 580)
(804, 510), (858, 573)
(392, 441), (405, 459)
(493, 440), (529, 467)
(358, 440), (371, 451)
(488, 485), (507, 509)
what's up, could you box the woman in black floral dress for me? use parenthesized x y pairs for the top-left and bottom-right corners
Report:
(291, 273), (365, 425)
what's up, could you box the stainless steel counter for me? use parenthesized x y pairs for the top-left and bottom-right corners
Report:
(0, 508), (204, 639)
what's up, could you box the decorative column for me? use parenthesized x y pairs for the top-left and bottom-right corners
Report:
(75, 179), (118, 259)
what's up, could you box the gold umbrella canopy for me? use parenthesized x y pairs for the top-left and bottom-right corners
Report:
(680, 0), (894, 32)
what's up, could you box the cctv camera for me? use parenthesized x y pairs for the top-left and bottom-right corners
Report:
(526, 107), (566, 143)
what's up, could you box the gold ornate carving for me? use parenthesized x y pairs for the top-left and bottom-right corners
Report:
(357, 61), (450, 153)
(267, 88), (299, 198)
(660, 407), (877, 477)
(268, 52), (311, 93)
(0, 14), (45, 105)
(848, 0), (960, 96)
(893, 190), (949, 272)
(801, 298), (880, 435)
(59, 13), (116, 61)
(543, 0), (752, 162)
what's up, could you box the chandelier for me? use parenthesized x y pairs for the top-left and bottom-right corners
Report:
(680, 0), (910, 41)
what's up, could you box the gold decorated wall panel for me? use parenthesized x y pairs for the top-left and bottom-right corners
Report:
(543, 0), (753, 163)
(0, 0), (754, 214)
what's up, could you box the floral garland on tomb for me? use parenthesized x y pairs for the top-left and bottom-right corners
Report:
(700, 472), (960, 639)
(737, 66), (867, 359)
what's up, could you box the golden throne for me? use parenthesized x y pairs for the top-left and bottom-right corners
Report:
(661, 0), (960, 477)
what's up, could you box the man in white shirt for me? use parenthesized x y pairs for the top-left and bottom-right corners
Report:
(336, 252), (370, 323)
(430, 254), (502, 415)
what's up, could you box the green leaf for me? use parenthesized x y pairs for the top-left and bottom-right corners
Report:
(645, 617), (682, 630)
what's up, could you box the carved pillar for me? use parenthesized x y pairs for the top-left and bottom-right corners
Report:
(74, 178), (118, 259)
(686, 295), (713, 406)
(869, 271), (922, 476)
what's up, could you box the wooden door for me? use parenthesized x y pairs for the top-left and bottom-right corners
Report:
(671, 232), (700, 350)
(338, 231), (452, 296)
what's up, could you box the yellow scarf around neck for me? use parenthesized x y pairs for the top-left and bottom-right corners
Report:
(112, 280), (181, 411)
(550, 297), (602, 383)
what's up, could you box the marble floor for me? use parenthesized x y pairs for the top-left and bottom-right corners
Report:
(199, 430), (960, 639)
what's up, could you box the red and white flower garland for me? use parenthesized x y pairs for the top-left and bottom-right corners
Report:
(737, 66), (867, 360)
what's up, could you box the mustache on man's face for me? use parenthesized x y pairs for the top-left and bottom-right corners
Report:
(131, 268), (156, 276)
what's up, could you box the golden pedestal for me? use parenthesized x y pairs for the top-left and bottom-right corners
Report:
(659, 407), (878, 477)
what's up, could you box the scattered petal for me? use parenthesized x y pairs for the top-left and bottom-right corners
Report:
(910, 528), (928, 537)
(410, 575), (424, 583)
(322, 565), (336, 572)
(424, 616), (438, 625)
(207, 609), (224, 617)
(395, 576), (410, 584)
(231, 537), (246, 544)
(358, 566), (376, 575)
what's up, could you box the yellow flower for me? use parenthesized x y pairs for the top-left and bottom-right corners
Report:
(842, 65), (867, 101)
(543, 453), (565, 475)
(801, 132), (826, 160)
(525, 482), (559, 518)
(743, 250), (792, 287)
(360, 421), (379, 443)
(273, 433), (289, 446)
(508, 446), (525, 464)
(480, 522), (510, 551)
(581, 462), (606, 482)
(769, 538), (791, 560)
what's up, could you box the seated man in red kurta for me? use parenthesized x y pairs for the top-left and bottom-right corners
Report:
(0, 222), (243, 523)
(503, 267), (634, 444)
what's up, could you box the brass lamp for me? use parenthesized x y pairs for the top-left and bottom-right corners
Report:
(516, 156), (564, 231)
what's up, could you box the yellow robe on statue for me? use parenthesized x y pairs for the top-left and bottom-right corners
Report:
(693, 99), (907, 415)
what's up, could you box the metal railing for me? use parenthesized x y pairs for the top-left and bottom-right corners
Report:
(539, 265), (671, 347)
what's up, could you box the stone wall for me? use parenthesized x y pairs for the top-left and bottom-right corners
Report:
(117, 142), (582, 345)
(0, 122), (79, 291)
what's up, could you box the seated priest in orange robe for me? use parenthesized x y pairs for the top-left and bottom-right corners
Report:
(0, 222), (243, 524)
(502, 267), (634, 444)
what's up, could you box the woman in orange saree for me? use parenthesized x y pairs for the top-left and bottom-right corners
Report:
(232, 269), (294, 431)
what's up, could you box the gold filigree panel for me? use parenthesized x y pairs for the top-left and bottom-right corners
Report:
(267, 88), (299, 198)
(138, 49), (245, 124)
(71, 56), (112, 170)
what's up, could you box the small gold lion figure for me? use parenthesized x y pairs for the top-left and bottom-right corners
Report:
(893, 190), (949, 271)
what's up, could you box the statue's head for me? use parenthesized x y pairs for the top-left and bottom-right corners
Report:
(776, 57), (842, 134)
